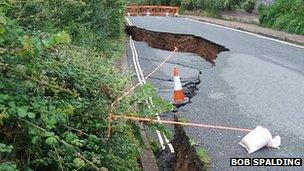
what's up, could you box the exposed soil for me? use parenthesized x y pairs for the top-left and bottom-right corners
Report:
(126, 26), (229, 65)
(156, 117), (205, 171)
(172, 123), (205, 171)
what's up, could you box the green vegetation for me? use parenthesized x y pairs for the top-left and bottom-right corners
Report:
(189, 138), (198, 146)
(149, 140), (160, 154)
(0, 0), (172, 170)
(241, 0), (256, 13)
(196, 147), (211, 171)
(259, 0), (304, 35)
(201, 9), (223, 18)
(181, 0), (244, 11)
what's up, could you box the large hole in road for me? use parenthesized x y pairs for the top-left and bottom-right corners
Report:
(126, 25), (229, 101)
(126, 25), (226, 170)
(126, 25), (229, 65)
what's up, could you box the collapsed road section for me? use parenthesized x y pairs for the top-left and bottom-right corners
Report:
(126, 22), (231, 170)
(126, 25), (229, 65)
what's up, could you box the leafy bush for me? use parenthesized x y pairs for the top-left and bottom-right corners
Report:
(0, 0), (173, 170)
(181, 0), (245, 10)
(259, 0), (304, 35)
(242, 0), (256, 13)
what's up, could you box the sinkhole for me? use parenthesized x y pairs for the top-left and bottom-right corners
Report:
(125, 25), (229, 66)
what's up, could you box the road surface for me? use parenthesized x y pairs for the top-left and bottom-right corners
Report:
(126, 16), (304, 170)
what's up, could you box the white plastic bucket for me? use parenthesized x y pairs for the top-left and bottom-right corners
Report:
(239, 126), (272, 154)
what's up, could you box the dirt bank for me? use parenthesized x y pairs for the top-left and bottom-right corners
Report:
(156, 116), (206, 171)
(172, 124), (205, 171)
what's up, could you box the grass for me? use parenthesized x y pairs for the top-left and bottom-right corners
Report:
(149, 140), (160, 154)
(197, 147), (212, 171)
(202, 9), (222, 19)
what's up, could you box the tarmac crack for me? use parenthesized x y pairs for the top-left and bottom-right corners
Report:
(139, 56), (207, 70)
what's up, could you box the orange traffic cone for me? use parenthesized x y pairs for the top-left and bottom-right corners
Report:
(172, 68), (189, 106)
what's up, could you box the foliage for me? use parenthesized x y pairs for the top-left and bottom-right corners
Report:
(259, 0), (304, 35)
(180, 0), (246, 11)
(223, 0), (236, 10)
(241, 0), (256, 13)
(0, 0), (173, 170)
(197, 147), (211, 171)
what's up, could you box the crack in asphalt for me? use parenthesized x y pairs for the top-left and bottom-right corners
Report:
(139, 56), (210, 70)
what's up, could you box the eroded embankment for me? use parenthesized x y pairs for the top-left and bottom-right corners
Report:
(156, 120), (206, 171)
(126, 25), (229, 65)
(172, 124), (205, 170)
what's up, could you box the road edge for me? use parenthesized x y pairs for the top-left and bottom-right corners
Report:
(181, 15), (304, 47)
(118, 38), (159, 171)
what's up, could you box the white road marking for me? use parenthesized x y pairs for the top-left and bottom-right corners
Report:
(130, 37), (142, 85)
(125, 17), (133, 26)
(184, 18), (304, 50)
(125, 17), (130, 26)
(128, 18), (175, 153)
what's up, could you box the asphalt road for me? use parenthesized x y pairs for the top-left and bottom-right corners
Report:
(127, 16), (304, 170)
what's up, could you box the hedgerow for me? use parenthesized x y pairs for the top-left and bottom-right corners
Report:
(0, 0), (172, 170)
(259, 0), (304, 35)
